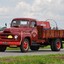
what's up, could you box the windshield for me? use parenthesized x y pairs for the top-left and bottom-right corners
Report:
(11, 20), (29, 27)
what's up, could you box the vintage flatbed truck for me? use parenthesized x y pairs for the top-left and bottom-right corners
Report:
(0, 18), (63, 52)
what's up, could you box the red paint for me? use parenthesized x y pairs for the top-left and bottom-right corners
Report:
(0, 42), (20, 45)
(23, 42), (28, 49)
(37, 21), (50, 29)
(56, 41), (61, 49)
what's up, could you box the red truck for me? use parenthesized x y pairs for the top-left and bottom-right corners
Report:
(0, 18), (63, 52)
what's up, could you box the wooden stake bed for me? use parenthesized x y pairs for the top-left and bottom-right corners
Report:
(37, 26), (64, 39)
(42, 30), (64, 39)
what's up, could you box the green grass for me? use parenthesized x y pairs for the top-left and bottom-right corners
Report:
(6, 47), (20, 50)
(42, 45), (50, 49)
(0, 54), (64, 64)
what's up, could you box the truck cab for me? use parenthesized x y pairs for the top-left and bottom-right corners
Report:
(0, 18), (39, 52)
(11, 18), (38, 42)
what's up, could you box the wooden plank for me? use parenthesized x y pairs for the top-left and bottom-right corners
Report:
(59, 30), (64, 38)
(54, 30), (60, 38)
(50, 30), (55, 38)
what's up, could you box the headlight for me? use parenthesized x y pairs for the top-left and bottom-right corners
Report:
(14, 35), (18, 39)
(8, 35), (13, 39)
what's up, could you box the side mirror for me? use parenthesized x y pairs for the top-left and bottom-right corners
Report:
(5, 23), (7, 27)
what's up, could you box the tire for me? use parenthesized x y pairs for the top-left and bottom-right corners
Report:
(0, 45), (6, 52)
(51, 39), (61, 51)
(20, 39), (29, 52)
(30, 46), (39, 51)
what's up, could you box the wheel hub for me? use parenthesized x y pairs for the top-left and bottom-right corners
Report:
(23, 42), (28, 49)
(56, 42), (61, 49)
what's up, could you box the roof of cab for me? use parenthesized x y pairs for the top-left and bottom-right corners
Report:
(12, 18), (36, 21)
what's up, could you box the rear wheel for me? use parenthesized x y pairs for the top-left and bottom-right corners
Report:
(0, 45), (6, 52)
(30, 46), (39, 51)
(20, 39), (29, 52)
(51, 39), (61, 51)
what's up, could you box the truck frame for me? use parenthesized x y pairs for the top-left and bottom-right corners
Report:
(0, 18), (63, 52)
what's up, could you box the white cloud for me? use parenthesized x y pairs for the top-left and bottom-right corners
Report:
(16, 1), (31, 11)
(0, 7), (9, 15)
(0, 0), (64, 28)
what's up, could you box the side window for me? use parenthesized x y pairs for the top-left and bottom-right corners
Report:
(31, 21), (36, 27)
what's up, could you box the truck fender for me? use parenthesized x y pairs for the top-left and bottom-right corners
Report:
(20, 32), (32, 46)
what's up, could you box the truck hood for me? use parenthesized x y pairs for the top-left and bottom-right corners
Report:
(3, 27), (31, 34)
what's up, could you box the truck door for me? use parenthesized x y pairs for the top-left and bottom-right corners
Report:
(30, 21), (38, 41)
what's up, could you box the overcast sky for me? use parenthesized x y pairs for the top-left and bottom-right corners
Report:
(0, 0), (64, 29)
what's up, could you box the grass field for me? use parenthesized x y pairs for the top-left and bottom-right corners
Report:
(0, 54), (64, 64)
(7, 47), (20, 50)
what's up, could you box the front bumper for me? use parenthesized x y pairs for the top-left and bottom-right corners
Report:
(0, 41), (20, 46)
(0, 31), (21, 46)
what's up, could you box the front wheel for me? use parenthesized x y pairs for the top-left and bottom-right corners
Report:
(0, 45), (6, 52)
(20, 39), (29, 52)
(51, 39), (61, 51)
